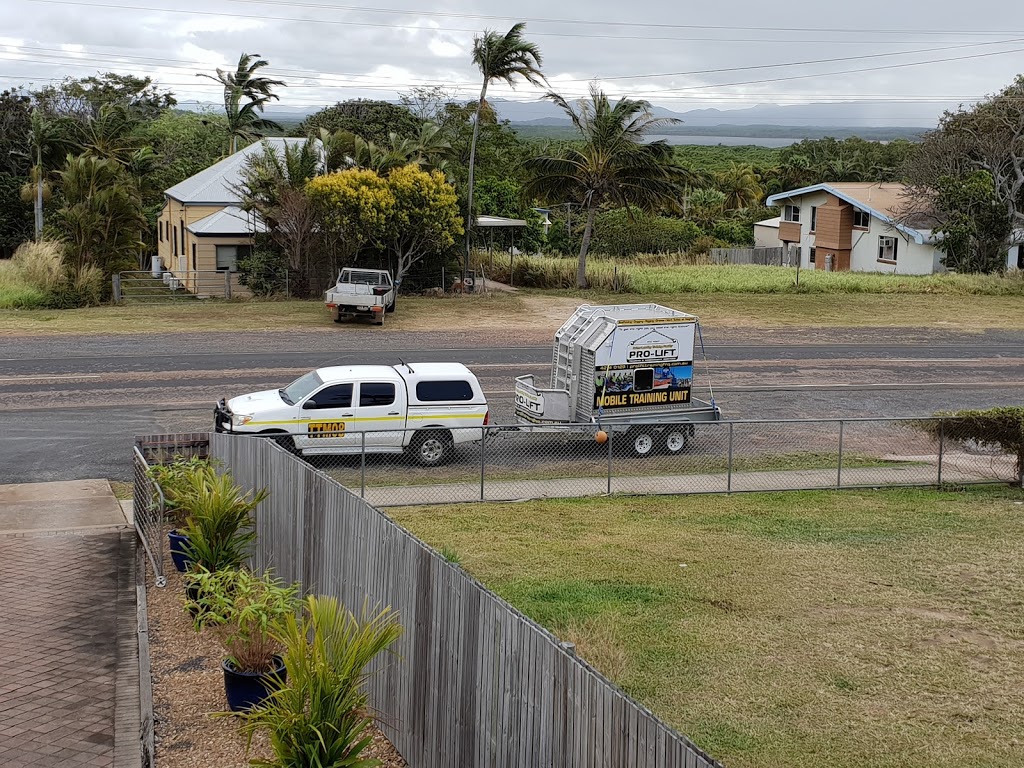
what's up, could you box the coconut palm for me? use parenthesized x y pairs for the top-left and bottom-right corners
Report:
(199, 53), (285, 153)
(464, 23), (544, 281)
(524, 85), (690, 288)
(715, 162), (763, 210)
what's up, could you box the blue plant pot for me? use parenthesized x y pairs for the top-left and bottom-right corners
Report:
(223, 656), (286, 712)
(168, 530), (192, 573)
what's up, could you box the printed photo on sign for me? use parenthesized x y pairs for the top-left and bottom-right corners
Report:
(594, 364), (692, 409)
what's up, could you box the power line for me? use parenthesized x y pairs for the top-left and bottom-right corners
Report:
(204, 0), (1024, 37)
(23, 0), (1024, 44)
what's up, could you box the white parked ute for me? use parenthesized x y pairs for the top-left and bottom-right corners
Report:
(215, 363), (488, 466)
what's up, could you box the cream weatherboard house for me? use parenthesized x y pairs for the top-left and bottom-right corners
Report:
(156, 138), (309, 296)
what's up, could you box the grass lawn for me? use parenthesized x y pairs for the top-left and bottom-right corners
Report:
(390, 487), (1024, 768)
(3, 289), (1024, 336)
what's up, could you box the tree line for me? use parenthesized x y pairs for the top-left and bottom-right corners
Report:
(2, 28), (1022, 306)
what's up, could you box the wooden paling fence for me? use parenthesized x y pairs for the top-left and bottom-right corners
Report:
(210, 433), (720, 768)
(709, 247), (785, 266)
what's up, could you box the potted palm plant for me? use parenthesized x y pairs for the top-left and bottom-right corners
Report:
(179, 468), (266, 574)
(187, 567), (299, 712)
(242, 595), (402, 765)
(148, 457), (216, 572)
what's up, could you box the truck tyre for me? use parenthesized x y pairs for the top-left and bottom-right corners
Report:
(664, 428), (689, 455)
(259, 431), (296, 454)
(386, 296), (396, 313)
(411, 430), (452, 466)
(628, 428), (656, 458)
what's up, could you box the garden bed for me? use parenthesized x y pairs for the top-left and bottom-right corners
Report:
(146, 538), (406, 768)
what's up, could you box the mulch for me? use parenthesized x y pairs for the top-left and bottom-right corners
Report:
(146, 537), (406, 768)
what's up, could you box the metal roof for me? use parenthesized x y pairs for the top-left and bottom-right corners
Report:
(164, 137), (315, 204)
(186, 206), (265, 236)
(476, 215), (528, 228)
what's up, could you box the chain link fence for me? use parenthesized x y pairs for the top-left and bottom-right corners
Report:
(263, 416), (1020, 507)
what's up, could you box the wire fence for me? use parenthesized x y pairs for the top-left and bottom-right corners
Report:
(262, 416), (1019, 507)
(132, 446), (166, 588)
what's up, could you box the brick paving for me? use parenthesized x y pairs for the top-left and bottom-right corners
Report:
(0, 531), (134, 768)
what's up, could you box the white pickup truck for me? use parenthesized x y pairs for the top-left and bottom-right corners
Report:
(215, 363), (488, 465)
(325, 268), (396, 325)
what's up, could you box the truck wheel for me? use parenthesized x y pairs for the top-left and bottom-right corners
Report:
(664, 428), (689, 455)
(386, 296), (397, 314)
(411, 430), (452, 466)
(260, 431), (296, 454)
(628, 428), (656, 458)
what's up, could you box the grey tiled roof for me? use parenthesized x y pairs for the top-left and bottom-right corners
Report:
(164, 137), (312, 204)
(187, 206), (266, 236)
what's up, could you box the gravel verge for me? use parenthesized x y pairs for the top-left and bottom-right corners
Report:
(146, 540), (406, 768)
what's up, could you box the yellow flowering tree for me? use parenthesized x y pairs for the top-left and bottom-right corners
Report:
(385, 164), (462, 284)
(306, 168), (395, 272)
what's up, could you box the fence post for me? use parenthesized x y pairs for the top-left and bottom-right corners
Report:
(360, 431), (366, 499)
(480, 426), (486, 501)
(727, 422), (734, 493)
(606, 429), (613, 495)
(937, 418), (944, 486)
(224, 270), (232, 299)
(111, 274), (121, 303)
(837, 420), (845, 489)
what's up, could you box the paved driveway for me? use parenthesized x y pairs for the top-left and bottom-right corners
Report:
(0, 480), (138, 768)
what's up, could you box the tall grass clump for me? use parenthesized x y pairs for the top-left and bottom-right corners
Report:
(0, 241), (106, 309)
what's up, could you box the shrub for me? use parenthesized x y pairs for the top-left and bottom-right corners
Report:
(1, 241), (105, 308)
(187, 567), (300, 673)
(928, 407), (1024, 485)
(178, 468), (267, 572)
(242, 596), (402, 768)
(590, 208), (703, 257)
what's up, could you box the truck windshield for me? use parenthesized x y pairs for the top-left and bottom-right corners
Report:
(280, 371), (323, 405)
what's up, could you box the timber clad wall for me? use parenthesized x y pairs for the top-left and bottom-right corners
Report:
(777, 220), (801, 243)
(211, 434), (721, 768)
(813, 196), (853, 270)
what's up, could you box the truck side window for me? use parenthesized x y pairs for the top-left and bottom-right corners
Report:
(416, 380), (474, 401)
(359, 383), (396, 407)
(308, 384), (352, 409)
(633, 368), (654, 392)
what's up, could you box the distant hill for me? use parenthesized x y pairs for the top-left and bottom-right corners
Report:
(511, 123), (927, 142)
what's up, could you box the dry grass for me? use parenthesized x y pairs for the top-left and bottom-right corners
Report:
(3, 287), (1024, 336)
(390, 487), (1024, 768)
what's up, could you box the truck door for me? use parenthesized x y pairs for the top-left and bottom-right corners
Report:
(292, 382), (356, 451)
(353, 381), (406, 448)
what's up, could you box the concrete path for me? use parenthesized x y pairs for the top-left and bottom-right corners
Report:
(366, 453), (1014, 507)
(0, 480), (139, 768)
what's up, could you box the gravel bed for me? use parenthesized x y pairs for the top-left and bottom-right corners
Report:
(146, 542), (406, 768)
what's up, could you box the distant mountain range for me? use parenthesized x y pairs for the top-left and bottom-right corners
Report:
(252, 97), (943, 142)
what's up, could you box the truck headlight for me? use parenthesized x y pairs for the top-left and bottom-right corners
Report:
(233, 413), (254, 426)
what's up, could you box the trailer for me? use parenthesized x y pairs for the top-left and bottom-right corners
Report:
(514, 304), (721, 456)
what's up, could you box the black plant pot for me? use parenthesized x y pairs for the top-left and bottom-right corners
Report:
(222, 656), (286, 712)
(168, 530), (192, 573)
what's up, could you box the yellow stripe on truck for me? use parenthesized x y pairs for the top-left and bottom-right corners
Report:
(248, 411), (487, 427)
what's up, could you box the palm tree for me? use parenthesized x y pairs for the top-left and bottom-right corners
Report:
(524, 85), (690, 288)
(715, 162), (763, 210)
(464, 23), (544, 282)
(199, 53), (285, 153)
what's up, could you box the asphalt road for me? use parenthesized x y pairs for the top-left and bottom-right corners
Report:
(1, 327), (1022, 483)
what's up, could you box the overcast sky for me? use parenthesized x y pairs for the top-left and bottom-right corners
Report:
(2, 0), (1023, 124)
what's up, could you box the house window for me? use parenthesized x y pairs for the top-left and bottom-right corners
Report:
(172, 225), (178, 256)
(809, 247), (816, 264)
(784, 204), (800, 223)
(215, 245), (251, 272)
(853, 208), (870, 229)
(191, 243), (197, 271)
(179, 221), (185, 255)
(159, 221), (164, 242)
(878, 236), (898, 263)
(809, 207), (817, 232)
